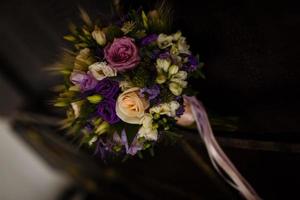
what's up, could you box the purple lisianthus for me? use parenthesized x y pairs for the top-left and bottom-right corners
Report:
(176, 104), (185, 117)
(95, 78), (120, 99)
(183, 55), (199, 72)
(159, 52), (170, 59)
(140, 85), (160, 100)
(140, 34), (158, 46)
(97, 99), (120, 124)
(70, 71), (97, 92)
(104, 37), (140, 71)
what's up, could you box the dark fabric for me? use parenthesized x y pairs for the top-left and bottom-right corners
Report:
(126, 0), (300, 133)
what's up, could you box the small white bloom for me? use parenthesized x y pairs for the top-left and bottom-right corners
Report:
(172, 31), (182, 41)
(170, 78), (188, 88)
(170, 45), (180, 55)
(156, 58), (171, 72)
(172, 71), (188, 80)
(169, 101), (180, 116)
(177, 37), (191, 54)
(92, 26), (106, 46)
(88, 62), (117, 80)
(138, 114), (158, 141)
(157, 34), (173, 49)
(150, 101), (180, 117)
(168, 65), (179, 76)
(156, 73), (167, 84)
(169, 82), (183, 96)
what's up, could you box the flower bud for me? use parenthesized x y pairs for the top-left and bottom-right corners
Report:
(95, 121), (110, 135)
(87, 94), (103, 104)
(156, 58), (171, 72)
(92, 26), (106, 46)
(156, 73), (167, 84)
(168, 64), (179, 76)
(169, 82), (183, 96)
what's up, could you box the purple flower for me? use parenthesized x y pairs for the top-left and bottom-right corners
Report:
(151, 49), (161, 60)
(140, 34), (158, 46)
(95, 78), (120, 99)
(97, 99), (120, 124)
(70, 71), (97, 92)
(183, 55), (199, 72)
(176, 104), (185, 117)
(159, 52), (170, 59)
(121, 129), (143, 156)
(140, 85), (160, 100)
(104, 37), (140, 71)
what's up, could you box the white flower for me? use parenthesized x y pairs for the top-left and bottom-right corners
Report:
(172, 71), (188, 80)
(168, 65), (179, 76)
(138, 114), (158, 141)
(156, 74), (167, 84)
(157, 34), (173, 49)
(150, 101), (180, 117)
(169, 82), (183, 96)
(92, 26), (106, 46)
(156, 58), (171, 72)
(177, 37), (190, 54)
(172, 31), (182, 41)
(88, 62), (117, 80)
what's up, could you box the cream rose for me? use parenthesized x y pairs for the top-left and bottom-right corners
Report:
(116, 87), (150, 124)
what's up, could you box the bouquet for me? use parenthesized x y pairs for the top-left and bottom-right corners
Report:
(54, 5), (260, 200)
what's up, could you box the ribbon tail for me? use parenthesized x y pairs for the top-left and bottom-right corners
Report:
(185, 96), (261, 200)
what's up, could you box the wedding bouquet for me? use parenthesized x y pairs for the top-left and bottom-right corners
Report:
(55, 7), (203, 159)
(54, 5), (260, 200)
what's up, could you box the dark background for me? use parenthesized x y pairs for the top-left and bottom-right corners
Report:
(1, 0), (300, 199)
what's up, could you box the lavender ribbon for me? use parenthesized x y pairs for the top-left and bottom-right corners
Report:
(185, 96), (261, 200)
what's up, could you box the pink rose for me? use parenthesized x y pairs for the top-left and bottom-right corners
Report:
(104, 37), (140, 71)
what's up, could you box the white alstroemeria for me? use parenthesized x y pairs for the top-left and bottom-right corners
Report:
(177, 37), (191, 55)
(88, 62), (117, 80)
(169, 82), (183, 96)
(172, 70), (188, 80)
(157, 34), (173, 49)
(169, 101), (181, 116)
(138, 114), (158, 141)
(92, 26), (106, 46)
(71, 101), (83, 118)
(156, 58), (171, 72)
(170, 44), (180, 55)
(168, 64), (179, 76)
(170, 78), (188, 87)
(156, 74), (167, 84)
(172, 31), (182, 41)
(150, 101), (180, 117)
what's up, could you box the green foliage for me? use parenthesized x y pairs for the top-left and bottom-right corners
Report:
(105, 25), (123, 42)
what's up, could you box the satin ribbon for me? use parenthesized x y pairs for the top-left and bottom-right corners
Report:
(185, 96), (261, 200)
